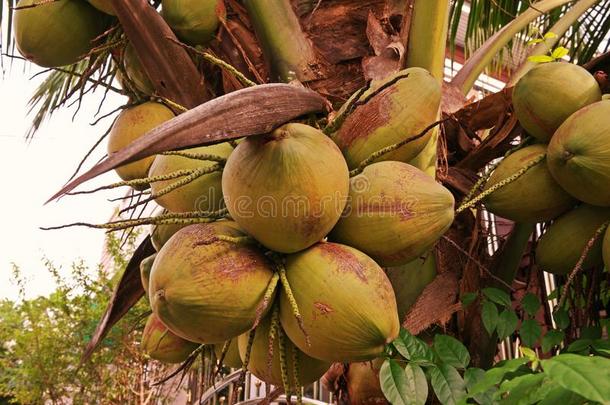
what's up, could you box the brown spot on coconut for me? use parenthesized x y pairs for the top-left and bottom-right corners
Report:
(330, 68), (441, 169)
(483, 144), (576, 222)
(222, 123), (349, 253)
(536, 204), (610, 275)
(14, 0), (110, 68)
(141, 313), (199, 364)
(237, 314), (330, 389)
(107, 102), (175, 189)
(279, 242), (399, 362)
(330, 161), (454, 267)
(149, 222), (275, 343)
(139, 253), (157, 297)
(385, 251), (437, 322)
(161, 0), (222, 46)
(547, 100), (610, 206)
(512, 62), (601, 142)
(149, 143), (233, 213)
(213, 339), (242, 369)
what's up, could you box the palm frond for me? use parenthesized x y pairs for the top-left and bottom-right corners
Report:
(450, 0), (610, 74)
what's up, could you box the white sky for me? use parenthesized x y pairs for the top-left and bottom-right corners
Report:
(0, 62), (128, 301)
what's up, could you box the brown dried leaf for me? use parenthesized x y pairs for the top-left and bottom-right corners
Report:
(81, 236), (155, 363)
(403, 272), (461, 335)
(110, 0), (208, 108)
(48, 84), (327, 202)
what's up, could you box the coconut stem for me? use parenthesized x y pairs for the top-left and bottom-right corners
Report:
(217, 339), (232, 369)
(119, 164), (223, 214)
(277, 262), (310, 346)
(166, 37), (257, 87)
(349, 118), (449, 176)
(41, 209), (227, 232)
(254, 273), (280, 330)
(161, 151), (228, 163)
(291, 344), (302, 405)
(278, 326), (292, 403)
(67, 169), (198, 195)
(267, 305), (280, 372)
(558, 221), (610, 308)
(456, 154), (546, 214)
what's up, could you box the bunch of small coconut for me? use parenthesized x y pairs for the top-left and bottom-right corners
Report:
(480, 61), (610, 276)
(136, 68), (455, 394)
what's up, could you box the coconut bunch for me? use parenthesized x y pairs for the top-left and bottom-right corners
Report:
(14, 0), (222, 68)
(15, 1), (457, 391)
(92, 69), (455, 392)
(477, 61), (610, 275)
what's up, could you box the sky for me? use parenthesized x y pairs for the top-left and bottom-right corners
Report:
(0, 62), (128, 300)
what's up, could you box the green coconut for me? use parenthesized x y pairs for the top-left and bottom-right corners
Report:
(222, 123), (349, 253)
(123, 44), (155, 95)
(213, 339), (242, 369)
(140, 253), (156, 296)
(149, 143), (233, 213)
(512, 62), (601, 142)
(149, 222), (275, 343)
(547, 100), (610, 206)
(87, 0), (114, 15)
(330, 68), (441, 169)
(237, 315), (330, 389)
(151, 221), (188, 251)
(536, 204), (610, 275)
(107, 102), (175, 189)
(162, 0), (221, 46)
(141, 314), (199, 364)
(603, 227), (610, 270)
(330, 161), (454, 267)
(346, 359), (388, 405)
(14, 0), (109, 68)
(279, 242), (399, 362)
(483, 144), (576, 222)
(385, 251), (437, 322)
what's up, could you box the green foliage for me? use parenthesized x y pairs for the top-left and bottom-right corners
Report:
(381, 328), (610, 404)
(0, 234), (178, 404)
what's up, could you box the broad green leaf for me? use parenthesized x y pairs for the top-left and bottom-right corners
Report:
(547, 289), (559, 301)
(542, 330), (565, 354)
(520, 319), (541, 348)
(464, 367), (494, 404)
(461, 292), (477, 307)
(497, 310), (519, 340)
(538, 385), (587, 405)
(551, 46), (569, 59)
(468, 358), (528, 396)
(527, 55), (554, 63)
(496, 373), (546, 405)
(429, 364), (467, 405)
(380, 358), (411, 405)
(404, 363), (428, 405)
(393, 329), (434, 363)
(566, 339), (592, 354)
(542, 354), (610, 404)
(434, 335), (470, 369)
(544, 32), (558, 39)
(580, 326), (602, 340)
(527, 38), (544, 45)
(482, 300), (499, 335)
(553, 308), (569, 330)
(482, 288), (511, 308)
(592, 339), (610, 357)
(519, 347), (537, 362)
(521, 293), (540, 317)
